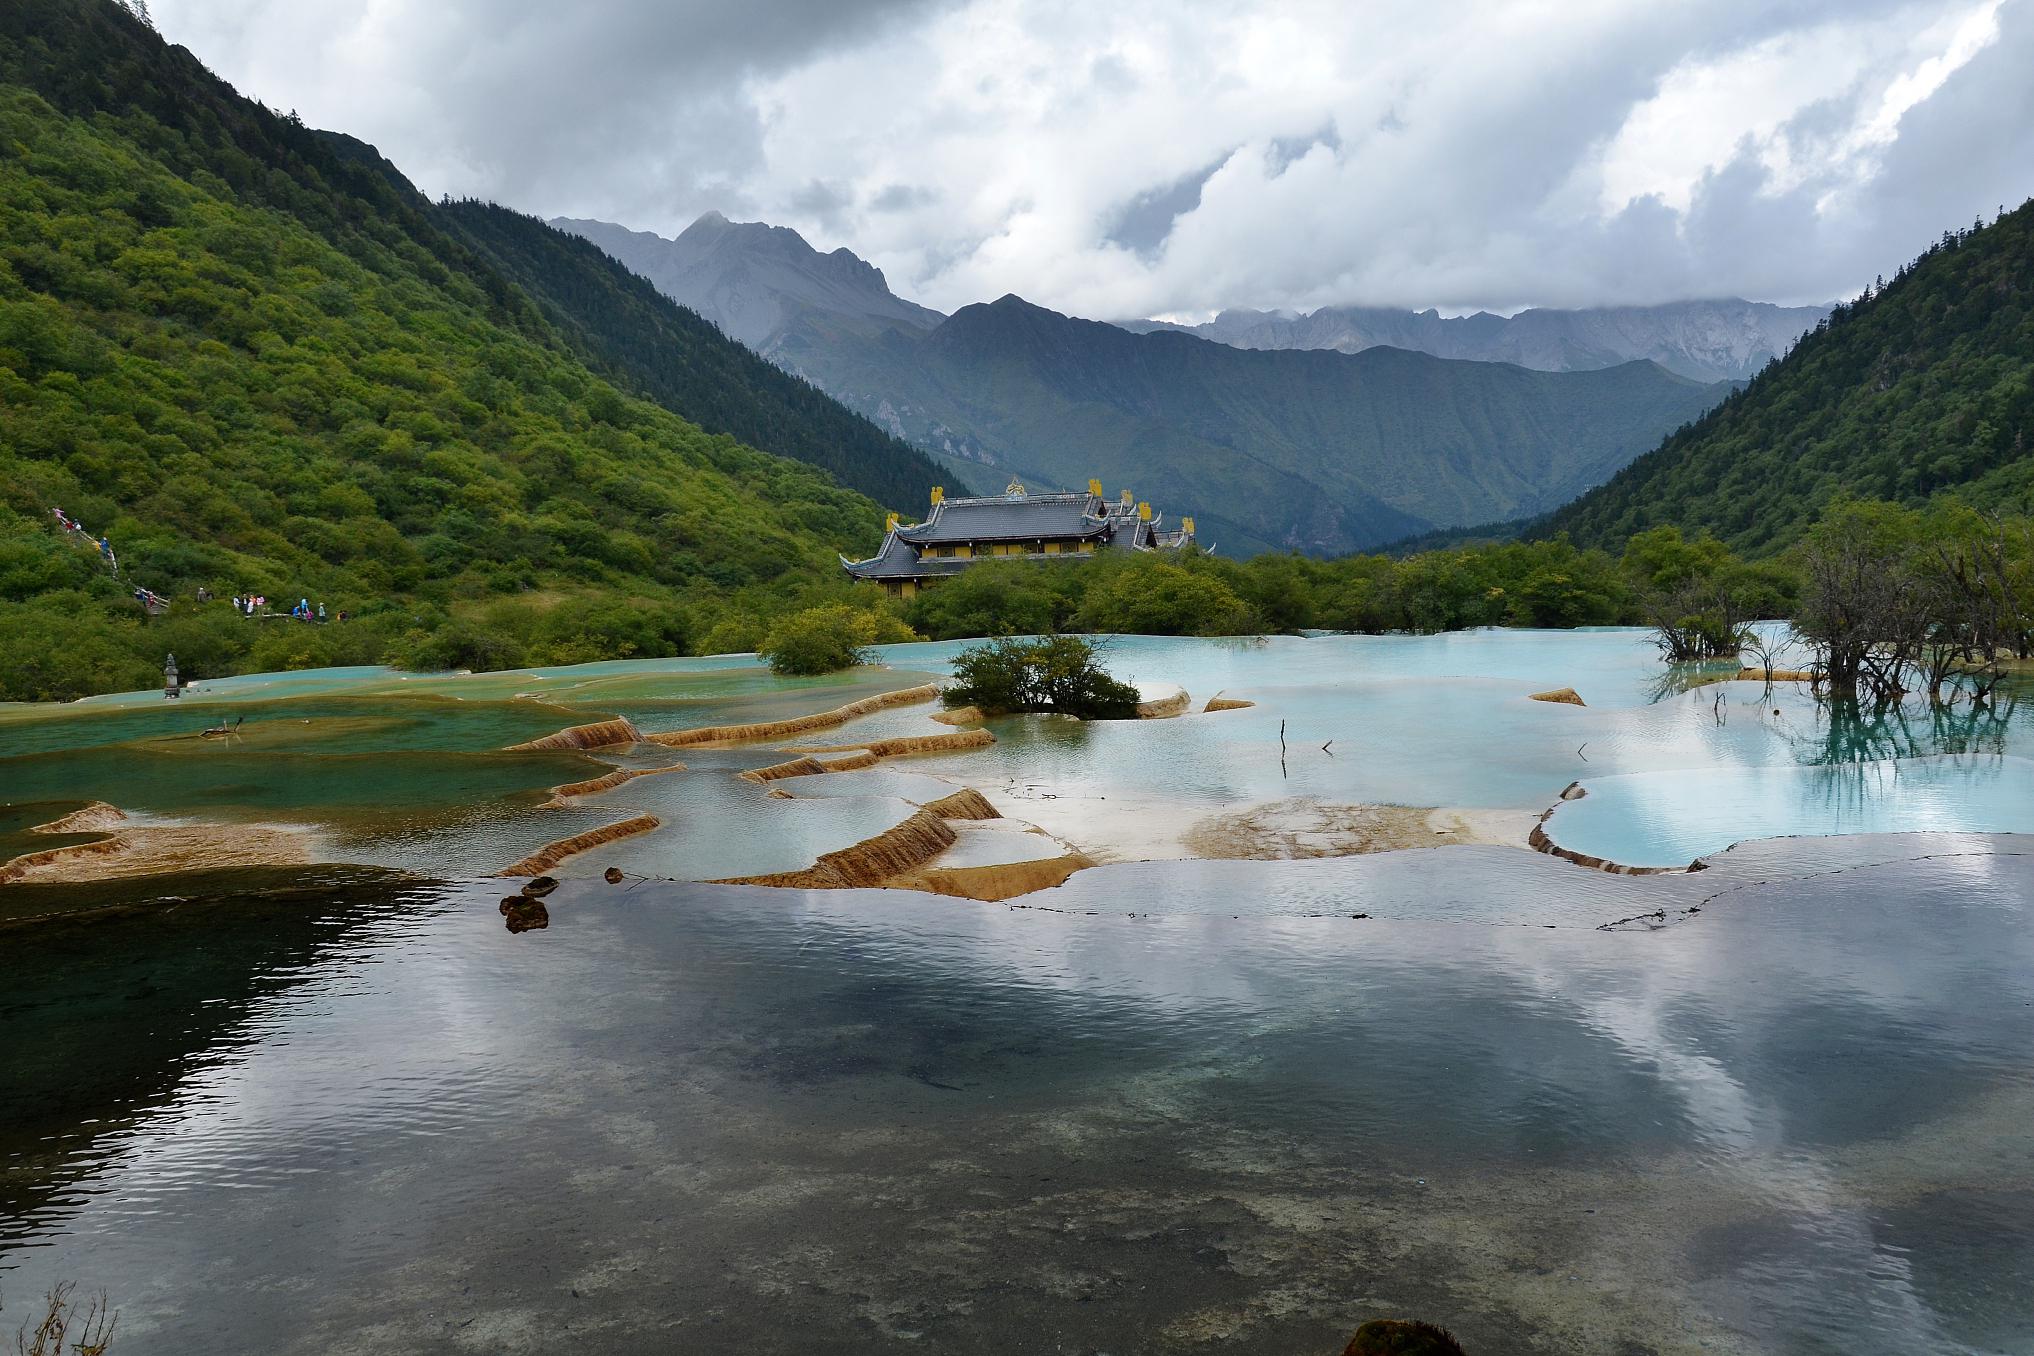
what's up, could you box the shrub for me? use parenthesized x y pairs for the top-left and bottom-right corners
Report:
(758, 604), (880, 675)
(944, 635), (1141, 719)
(390, 619), (527, 673)
(903, 560), (1069, 639)
(695, 614), (762, 655)
(533, 599), (688, 664)
(1074, 557), (1255, 636)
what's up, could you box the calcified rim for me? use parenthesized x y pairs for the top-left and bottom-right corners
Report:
(1528, 784), (1708, 876)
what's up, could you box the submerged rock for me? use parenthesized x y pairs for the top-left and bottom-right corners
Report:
(499, 896), (549, 933)
(1341, 1318), (1467, 1355)
(1528, 687), (1585, 706)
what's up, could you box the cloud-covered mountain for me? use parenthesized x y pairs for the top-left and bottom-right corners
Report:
(1118, 300), (1830, 383)
(559, 213), (1734, 554)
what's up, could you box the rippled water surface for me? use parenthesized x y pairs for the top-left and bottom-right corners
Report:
(3, 851), (2032, 1354)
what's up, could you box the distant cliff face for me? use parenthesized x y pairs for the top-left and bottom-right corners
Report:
(1121, 298), (1831, 383)
(551, 214), (942, 354)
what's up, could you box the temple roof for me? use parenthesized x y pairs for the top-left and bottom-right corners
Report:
(893, 492), (1109, 544)
(842, 487), (1189, 581)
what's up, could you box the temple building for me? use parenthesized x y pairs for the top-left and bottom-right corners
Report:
(842, 479), (1196, 598)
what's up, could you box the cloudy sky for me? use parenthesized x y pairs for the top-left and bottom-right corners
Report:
(151, 0), (2034, 319)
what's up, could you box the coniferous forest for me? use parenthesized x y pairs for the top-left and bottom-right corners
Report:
(1546, 199), (2034, 550)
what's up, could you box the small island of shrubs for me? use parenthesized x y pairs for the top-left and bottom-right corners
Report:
(942, 635), (1143, 720)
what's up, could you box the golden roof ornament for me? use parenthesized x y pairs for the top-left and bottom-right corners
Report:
(1005, 477), (1027, 498)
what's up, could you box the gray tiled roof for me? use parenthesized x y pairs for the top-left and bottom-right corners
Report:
(843, 491), (1194, 581)
(894, 492), (1109, 544)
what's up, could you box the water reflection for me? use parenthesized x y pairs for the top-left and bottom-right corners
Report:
(1, 853), (2029, 1353)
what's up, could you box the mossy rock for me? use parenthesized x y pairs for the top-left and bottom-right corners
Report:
(1342, 1318), (1467, 1355)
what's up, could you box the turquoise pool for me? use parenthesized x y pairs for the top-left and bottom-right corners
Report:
(2, 627), (2027, 876)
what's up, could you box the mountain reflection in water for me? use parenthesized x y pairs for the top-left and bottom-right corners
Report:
(2, 845), (2030, 1355)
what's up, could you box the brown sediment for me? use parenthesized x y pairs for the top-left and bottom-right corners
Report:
(1182, 798), (1489, 860)
(544, 764), (684, 804)
(2, 823), (316, 885)
(1203, 695), (1255, 713)
(30, 801), (127, 834)
(647, 683), (941, 748)
(787, 728), (997, 757)
(930, 704), (983, 725)
(920, 788), (1001, 820)
(713, 808), (956, 889)
(737, 749), (883, 783)
(499, 814), (660, 876)
(739, 756), (831, 784)
(1737, 667), (1816, 682)
(1136, 688), (1191, 719)
(1529, 687), (1586, 706)
(886, 852), (1095, 902)
(505, 717), (644, 751)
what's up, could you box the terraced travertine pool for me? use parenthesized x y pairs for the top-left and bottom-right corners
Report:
(4, 627), (2029, 886)
(4, 628), (2033, 1354)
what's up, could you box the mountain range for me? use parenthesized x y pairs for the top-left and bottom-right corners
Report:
(1118, 299), (1831, 384)
(555, 213), (1734, 554)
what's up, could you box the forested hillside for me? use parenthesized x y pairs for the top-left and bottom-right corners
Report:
(1546, 199), (2034, 552)
(441, 198), (951, 509)
(0, 0), (922, 699)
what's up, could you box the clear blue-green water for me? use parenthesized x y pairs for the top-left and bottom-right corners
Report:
(1543, 754), (2034, 867)
(2, 851), (2031, 1353)
(7, 629), (2034, 1352)
(3, 628), (2030, 876)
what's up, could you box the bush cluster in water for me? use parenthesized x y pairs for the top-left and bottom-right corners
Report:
(943, 635), (1142, 720)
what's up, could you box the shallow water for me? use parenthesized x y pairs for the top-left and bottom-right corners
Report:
(2, 844), (2031, 1354)
(2, 629), (2029, 877)
(1543, 753), (2034, 867)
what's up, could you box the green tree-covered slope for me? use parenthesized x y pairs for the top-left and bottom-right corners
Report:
(0, 0), (943, 512)
(439, 196), (953, 510)
(1544, 199), (2034, 552)
(0, 1), (919, 699)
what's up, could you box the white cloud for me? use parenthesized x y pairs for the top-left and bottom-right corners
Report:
(151, 0), (2034, 317)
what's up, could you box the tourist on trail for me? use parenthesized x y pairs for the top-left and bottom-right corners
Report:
(317, 603), (326, 621)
